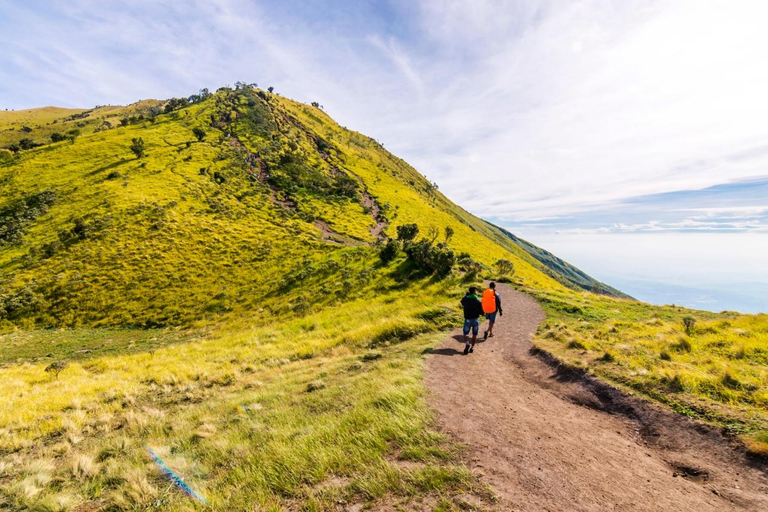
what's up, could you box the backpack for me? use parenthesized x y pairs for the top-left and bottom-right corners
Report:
(482, 289), (496, 314)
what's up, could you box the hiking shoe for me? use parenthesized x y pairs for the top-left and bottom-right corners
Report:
(463, 345), (470, 355)
(469, 346), (474, 353)
(483, 330), (488, 340)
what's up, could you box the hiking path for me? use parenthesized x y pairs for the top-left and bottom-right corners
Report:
(426, 283), (768, 511)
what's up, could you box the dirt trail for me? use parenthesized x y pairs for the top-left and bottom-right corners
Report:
(426, 283), (768, 511)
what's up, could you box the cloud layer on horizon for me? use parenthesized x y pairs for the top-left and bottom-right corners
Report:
(2, 0), (768, 233)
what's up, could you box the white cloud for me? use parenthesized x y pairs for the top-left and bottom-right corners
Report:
(3, 0), (768, 227)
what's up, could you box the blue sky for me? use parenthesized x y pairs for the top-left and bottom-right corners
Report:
(1, 0), (767, 311)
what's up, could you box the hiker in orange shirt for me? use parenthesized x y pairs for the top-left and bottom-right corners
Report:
(482, 282), (503, 339)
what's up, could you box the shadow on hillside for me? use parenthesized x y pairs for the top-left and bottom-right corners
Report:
(86, 159), (128, 177)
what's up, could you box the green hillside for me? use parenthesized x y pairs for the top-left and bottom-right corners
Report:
(488, 222), (632, 298)
(1, 86), (766, 511)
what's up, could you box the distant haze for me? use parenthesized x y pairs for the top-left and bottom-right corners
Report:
(521, 232), (768, 314)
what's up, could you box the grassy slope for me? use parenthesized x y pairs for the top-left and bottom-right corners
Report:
(0, 88), (766, 510)
(0, 107), (87, 129)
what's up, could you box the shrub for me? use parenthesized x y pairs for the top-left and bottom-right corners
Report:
(0, 286), (41, 320)
(45, 361), (68, 379)
(598, 351), (615, 362)
(107, 171), (122, 180)
(722, 370), (742, 390)
(671, 337), (692, 353)
(430, 243), (456, 277)
(403, 240), (455, 277)
(18, 138), (38, 150)
(660, 350), (672, 361)
(396, 223), (419, 242)
(129, 137), (145, 158)
(51, 132), (66, 143)
(495, 259), (514, 275)
(567, 340), (586, 350)
(379, 239), (400, 265)
(0, 190), (57, 246)
(682, 316), (696, 335)
(193, 127), (206, 141)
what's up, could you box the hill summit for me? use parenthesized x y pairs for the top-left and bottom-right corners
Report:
(0, 85), (620, 328)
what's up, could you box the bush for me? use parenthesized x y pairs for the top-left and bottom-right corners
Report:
(598, 351), (615, 362)
(50, 132), (66, 143)
(18, 138), (38, 150)
(396, 223), (419, 242)
(129, 137), (145, 158)
(193, 127), (206, 141)
(379, 239), (400, 265)
(671, 337), (692, 353)
(430, 243), (456, 277)
(403, 240), (455, 277)
(0, 190), (57, 246)
(45, 361), (68, 379)
(0, 286), (40, 320)
(495, 259), (514, 275)
(682, 316), (696, 335)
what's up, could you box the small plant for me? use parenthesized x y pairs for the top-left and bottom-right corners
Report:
(45, 361), (69, 379)
(567, 339), (586, 350)
(306, 380), (325, 392)
(193, 127), (206, 142)
(51, 132), (66, 143)
(598, 351), (615, 362)
(379, 239), (400, 265)
(722, 370), (742, 390)
(396, 223), (419, 242)
(671, 337), (692, 353)
(443, 226), (454, 244)
(129, 137), (145, 158)
(732, 343), (747, 360)
(660, 350), (672, 361)
(495, 259), (514, 276)
(682, 316), (696, 335)
(67, 128), (80, 143)
(19, 138), (38, 150)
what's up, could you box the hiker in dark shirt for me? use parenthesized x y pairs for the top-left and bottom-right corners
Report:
(460, 286), (484, 355)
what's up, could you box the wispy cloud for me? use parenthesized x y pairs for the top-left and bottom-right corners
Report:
(3, 0), (768, 234)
